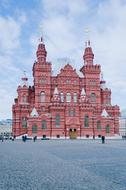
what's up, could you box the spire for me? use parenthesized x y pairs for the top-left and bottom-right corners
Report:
(81, 88), (86, 96)
(54, 87), (59, 95)
(36, 36), (47, 63)
(101, 109), (109, 117)
(30, 107), (39, 117)
(21, 71), (28, 87)
(83, 40), (94, 65)
(100, 72), (106, 90)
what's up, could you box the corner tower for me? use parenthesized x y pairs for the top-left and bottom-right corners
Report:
(80, 41), (101, 105)
(33, 37), (52, 111)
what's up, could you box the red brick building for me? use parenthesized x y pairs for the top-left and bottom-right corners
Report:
(12, 38), (120, 139)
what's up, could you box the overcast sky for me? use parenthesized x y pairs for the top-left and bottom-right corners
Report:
(0, 0), (126, 119)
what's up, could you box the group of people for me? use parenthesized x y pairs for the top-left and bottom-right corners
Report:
(22, 135), (37, 142)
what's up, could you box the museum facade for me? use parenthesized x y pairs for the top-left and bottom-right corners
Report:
(12, 37), (120, 139)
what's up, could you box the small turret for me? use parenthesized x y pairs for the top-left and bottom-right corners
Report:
(100, 72), (106, 90)
(36, 37), (47, 63)
(83, 40), (94, 65)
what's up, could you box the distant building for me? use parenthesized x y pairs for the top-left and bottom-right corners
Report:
(0, 119), (12, 139)
(119, 110), (126, 137)
(12, 36), (120, 139)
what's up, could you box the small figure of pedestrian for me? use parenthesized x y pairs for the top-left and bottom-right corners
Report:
(93, 135), (95, 140)
(101, 136), (105, 144)
(12, 136), (14, 141)
(1, 136), (4, 142)
(33, 136), (37, 142)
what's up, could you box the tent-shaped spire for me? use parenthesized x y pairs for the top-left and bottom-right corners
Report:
(54, 86), (59, 95)
(81, 88), (86, 96)
(30, 107), (39, 117)
(101, 109), (109, 117)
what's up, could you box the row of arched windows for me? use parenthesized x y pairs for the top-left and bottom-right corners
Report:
(39, 92), (96, 103)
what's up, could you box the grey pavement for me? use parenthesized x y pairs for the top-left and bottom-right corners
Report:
(0, 140), (126, 190)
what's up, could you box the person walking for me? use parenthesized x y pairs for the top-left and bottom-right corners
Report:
(101, 136), (105, 144)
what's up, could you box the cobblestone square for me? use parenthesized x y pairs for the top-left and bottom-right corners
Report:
(0, 140), (126, 190)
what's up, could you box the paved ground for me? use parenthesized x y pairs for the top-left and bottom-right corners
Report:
(0, 140), (126, 190)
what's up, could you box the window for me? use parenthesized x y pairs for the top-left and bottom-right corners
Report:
(84, 115), (89, 127)
(106, 125), (110, 133)
(40, 92), (45, 102)
(42, 120), (46, 129)
(23, 95), (27, 103)
(73, 93), (77, 103)
(90, 93), (96, 102)
(32, 124), (37, 133)
(97, 120), (101, 131)
(69, 109), (76, 116)
(60, 92), (64, 102)
(66, 93), (71, 102)
(56, 114), (60, 127)
(22, 117), (27, 128)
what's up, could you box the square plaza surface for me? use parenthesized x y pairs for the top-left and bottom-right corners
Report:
(0, 140), (126, 190)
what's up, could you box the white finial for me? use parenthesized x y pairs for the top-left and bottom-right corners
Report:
(39, 24), (44, 43)
(21, 71), (28, 86)
(30, 108), (39, 117)
(81, 88), (86, 96)
(101, 72), (104, 81)
(84, 28), (91, 46)
(54, 87), (59, 95)
(101, 109), (109, 117)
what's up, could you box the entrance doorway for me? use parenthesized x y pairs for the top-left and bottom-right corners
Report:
(69, 129), (77, 139)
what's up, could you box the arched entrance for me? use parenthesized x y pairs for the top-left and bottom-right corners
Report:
(69, 128), (77, 139)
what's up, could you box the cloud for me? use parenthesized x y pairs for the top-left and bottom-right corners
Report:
(38, 0), (126, 109)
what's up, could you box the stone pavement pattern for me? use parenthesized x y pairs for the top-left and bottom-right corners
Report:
(0, 140), (126, 190)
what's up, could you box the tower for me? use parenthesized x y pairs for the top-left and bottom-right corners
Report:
(33, 37), (52, 111)
(80, 40), (101, 105)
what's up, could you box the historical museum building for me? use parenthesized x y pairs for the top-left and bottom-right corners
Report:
(12, 37), (120, 139)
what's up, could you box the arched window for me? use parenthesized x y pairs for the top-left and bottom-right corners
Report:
(73, 93), (77, 103)
(56, 114), (60, 127)
(42, 120), (46, 129)
(90, 93), (96, 102)
(84, 115), (89, 127)
(66, 93), (71, 102)
(106, 125), (110, 133)
(60, 92), (64, 102)
(40, 92), (45, 103)
(32, 124), (37, 133)
(22, 117), (27, 128)
(97, 120), (101, 131)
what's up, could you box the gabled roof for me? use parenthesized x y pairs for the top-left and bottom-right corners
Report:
(30, 108), (39, 117)
(57, 64), (79, 77)
(101, 109), (109, 117)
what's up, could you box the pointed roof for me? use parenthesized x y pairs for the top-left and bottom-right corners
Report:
(81, 88), (86, 96)
(57, 64), (79, 77)
(101, 109), (109, 117)
(30, 108), (39, 117)
(54, 87), (59, 95)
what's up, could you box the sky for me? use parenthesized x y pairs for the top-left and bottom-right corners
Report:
(0, 0), (126, 119)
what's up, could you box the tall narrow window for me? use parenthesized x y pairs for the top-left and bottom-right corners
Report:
(23, 95), (27, 103)
(60, 92), (64, 102)
(56, 114), (60, 127)
(90, 93), (96, 102)
(73, 93), (77, 103)
(97, 120), (101, 131)
(42, 120), (46, 129)
(84, 115), (89, 127)
(40, 92), (45, 103)
(106, 125), (110, 133)
(22, 117), (27, 128)
(66, 93), (71, 102)
(32, 124), (37, 133)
